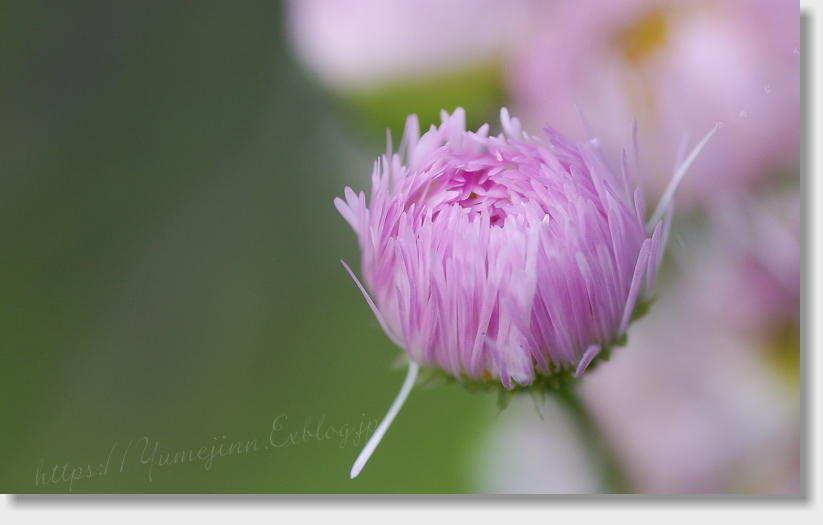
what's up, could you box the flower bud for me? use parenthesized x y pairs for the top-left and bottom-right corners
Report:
(339, 107), (667, 386)
(337, 107), (713, 477)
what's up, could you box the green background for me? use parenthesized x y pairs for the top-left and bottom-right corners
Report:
(0, 1), (494, 494)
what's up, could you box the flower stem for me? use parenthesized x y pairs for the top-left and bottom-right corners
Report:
(552, 383), (633, 494)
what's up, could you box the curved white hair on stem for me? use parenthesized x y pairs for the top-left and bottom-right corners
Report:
(350, 362), (419, 479)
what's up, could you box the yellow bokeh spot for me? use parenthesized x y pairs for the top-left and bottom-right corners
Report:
(616, 9), (668, 64)
(765, 321), (801, 390)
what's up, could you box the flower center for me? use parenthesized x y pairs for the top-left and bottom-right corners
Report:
(445, 168), (512, 225)
(615, 9), (668, 64)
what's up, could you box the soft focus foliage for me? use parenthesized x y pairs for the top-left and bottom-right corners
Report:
(0, 2), (487, 494)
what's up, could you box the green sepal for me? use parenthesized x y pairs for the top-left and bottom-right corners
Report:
(497, 388), (516, 412)
(529, 388), (548, 420)
(630, 296), (656, 324)
(390, 329), (633, 414)
(405, 337), (627, 413)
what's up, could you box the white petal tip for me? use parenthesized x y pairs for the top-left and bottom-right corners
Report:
(574, 344), (602, 378)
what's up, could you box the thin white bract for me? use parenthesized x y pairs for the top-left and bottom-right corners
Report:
(350, 362), (420, 479)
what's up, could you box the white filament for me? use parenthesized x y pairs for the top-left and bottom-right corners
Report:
(350, 361), (419, 479)
(341, 260), (404, 349)
(647, 126), (718, 232)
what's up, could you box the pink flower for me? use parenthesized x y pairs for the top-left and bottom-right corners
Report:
(289, 1), (797, 210)
(340, 108), (661, 385)
(286, 0), (530, 89)
(336, 108), (713, 477)
(707, 188), (801, 334)
(508, 0), (799, 208)
(475, 279), (800, 493)
(577, 260), (800, 494)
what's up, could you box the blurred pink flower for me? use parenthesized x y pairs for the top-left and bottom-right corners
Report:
(286, 0), (530, 89)
(288, 1), (798, 208)
(705, 187), (801, 334)
(336, 108), (677, 389)
(507, 0), (800, 208)
(476, 228), (802, 494)
(475, 281), (800, 493)
(577, 242), (801, 494)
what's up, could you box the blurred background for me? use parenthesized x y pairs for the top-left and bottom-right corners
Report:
(1, 0), (801, 494)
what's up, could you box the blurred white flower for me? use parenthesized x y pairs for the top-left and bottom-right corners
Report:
(471, 395), (602, 494)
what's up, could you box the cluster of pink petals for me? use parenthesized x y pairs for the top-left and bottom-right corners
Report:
(336, 108), (667, 389)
